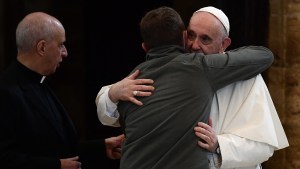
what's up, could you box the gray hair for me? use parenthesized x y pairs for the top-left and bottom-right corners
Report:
(16, 12), (63, 52)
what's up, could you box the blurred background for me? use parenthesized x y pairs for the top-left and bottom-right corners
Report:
(0, 0), (296, 168)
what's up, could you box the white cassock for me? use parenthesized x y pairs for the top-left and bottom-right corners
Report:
(210, 74), (289, 169)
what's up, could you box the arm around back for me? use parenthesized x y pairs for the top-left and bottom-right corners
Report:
(204, 46), (274, 91)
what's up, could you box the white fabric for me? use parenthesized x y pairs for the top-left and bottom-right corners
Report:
(217, 134), (272, 169)
(212, 74), (289, 149)
(210, 74), (289, 168)
(95, 75), (289, 169)
(208, 152), (263, 169)
(95, 85), (120, 127)
(195, 6), (230, 35)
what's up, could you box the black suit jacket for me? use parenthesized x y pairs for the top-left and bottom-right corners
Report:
(0, 61), (108, 169)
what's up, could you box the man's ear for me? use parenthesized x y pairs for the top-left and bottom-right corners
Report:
(36, 40), (46, 56)
(142, 42), (148, 52)
(222, 37), (231, 52)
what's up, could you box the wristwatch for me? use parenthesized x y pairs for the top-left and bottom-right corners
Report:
(215, 146), (221, 155)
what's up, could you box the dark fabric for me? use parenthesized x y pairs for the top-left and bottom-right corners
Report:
(0, 60), (107, 169)
(118, 45), (273, 169)
(79, 139), (111, 169)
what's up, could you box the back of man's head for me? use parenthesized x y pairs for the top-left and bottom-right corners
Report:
(140, 6), (186, 49)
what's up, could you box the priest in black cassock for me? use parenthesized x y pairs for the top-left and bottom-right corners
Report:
(0, 12), (124, 169)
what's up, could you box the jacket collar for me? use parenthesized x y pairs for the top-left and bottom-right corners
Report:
(145, 45), (187, 61)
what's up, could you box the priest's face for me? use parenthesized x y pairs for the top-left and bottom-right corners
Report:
(43, 27), (68, 75)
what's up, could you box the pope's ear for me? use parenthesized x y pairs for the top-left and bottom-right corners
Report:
(222, 37), (231, 51)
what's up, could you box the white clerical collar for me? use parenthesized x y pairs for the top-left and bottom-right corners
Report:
(40, 76), (46, 83)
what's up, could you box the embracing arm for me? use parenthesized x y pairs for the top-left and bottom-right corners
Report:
(95, 85), (121, 126)
(95, 70), (155, 126)
(218, 134), (274, 168)
(204, 46), (274, 90)
(195, 121), (274, 168)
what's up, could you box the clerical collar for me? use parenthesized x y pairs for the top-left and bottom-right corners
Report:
(15, 60), (46, 84)
(40, 76), (46, 83)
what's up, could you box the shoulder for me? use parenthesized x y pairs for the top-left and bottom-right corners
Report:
(172, 53), (204, 66)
